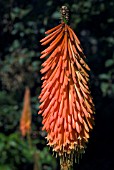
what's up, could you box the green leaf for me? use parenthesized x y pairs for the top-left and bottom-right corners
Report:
(101, 82), (109, 96)
(105, 59), (114, 67)
(11, 7), (32, 20)
(0, 165), (11, 170)
(18, 57), (25, 65)
(99, 74), (109, 80)
(9, 40), (20, 52)
(52, 11), (60, 19)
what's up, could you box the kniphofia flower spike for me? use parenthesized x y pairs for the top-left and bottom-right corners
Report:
(38, 6), (95, 169)
(20, 87), (31, 137)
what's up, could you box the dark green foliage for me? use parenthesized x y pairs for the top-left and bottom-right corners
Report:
(0, 91), (20, 134)
(0, 0), (114, 170)
(0, 133), (56, 170)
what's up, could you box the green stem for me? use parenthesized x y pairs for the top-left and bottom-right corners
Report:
(33, 151), (41, 170)
(63, 17), (68, 24)
(27, 131), (32, 149)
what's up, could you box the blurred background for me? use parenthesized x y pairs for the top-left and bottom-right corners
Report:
(0, 0), (114, 170)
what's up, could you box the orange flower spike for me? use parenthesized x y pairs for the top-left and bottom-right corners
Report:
(20, 87), (31, 137)
(41, 26), (62, 44)
(38, 6), (95, 170)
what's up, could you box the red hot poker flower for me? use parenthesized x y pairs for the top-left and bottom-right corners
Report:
(20, 87), (31, 137)
(38, 6), (95, 169)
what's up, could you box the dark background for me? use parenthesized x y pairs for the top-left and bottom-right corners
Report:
(0, 0), (114, 170)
